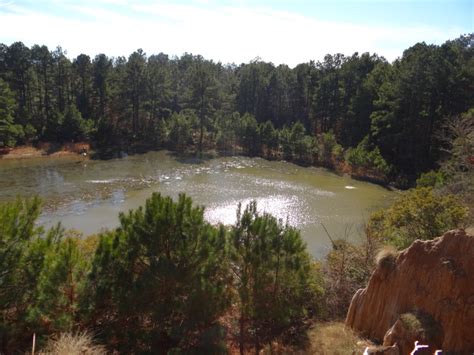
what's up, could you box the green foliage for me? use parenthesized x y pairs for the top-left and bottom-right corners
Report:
(44, 109), (64, 142)
(231, 201), (323, 352)
(61, 104), (93, 141)
(1, 37), (472, 181)
(0, 198), (88, 352)
(280, 126), (292, 160)
(184, 56), (220, 154)
(168, 111), (192, 152)
(1, 194), (328, 353)
(22, 123), (37, 143)
(84, 193), (231, 352)
(216, 112), (238, 151)
(259, 120), (279, 154)
(0, 78), (21, 147)
(345, 136), (391, 176)
(438, 110), (474, 222)
(331, 143), (344, 162)
(370, 38), (473, 176)
(416, 170), (446, 188)
(27, 236), (89, 334)
(93, 116), (117, 151)
(237, 113), (261, 156)
(368, 187), (468, 249)
(0, 198), (42, 309)
(278, 122), (316, 163)
(290, 122), (310, 162)
(317, 131), (339, 166)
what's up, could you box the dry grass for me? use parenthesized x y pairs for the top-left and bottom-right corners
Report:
(375, 245), (398, 269)
(306, 322), (372, 355)
(39, 332), (106, 355)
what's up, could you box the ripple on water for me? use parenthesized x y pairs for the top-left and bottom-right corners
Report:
(1, 151), (395, 258)
(253, 177), (335, 197)
(86, 179), (119, 184)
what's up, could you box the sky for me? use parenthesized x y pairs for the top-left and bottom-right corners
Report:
(0, 0), (472, 66)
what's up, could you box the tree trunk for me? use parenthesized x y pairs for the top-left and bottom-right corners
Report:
(239, 315), (245, 355)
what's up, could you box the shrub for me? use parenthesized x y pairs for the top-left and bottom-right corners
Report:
(259, 120), (279, 153)
(40, 332), (106, 355)
(322, 231), (378, 319)
(237, 113), (260, 156)
(318, 131), (338, 166)
(61, 104), (92, 141)
(368, 187), (468, 249)
(416, 170), (446, 188)
(331, 143), (344, 162)
(0, 198), (89, 353)
(168, 112), (193, 152)
(439, 110), (474, 223)
(399, 312), (442, 344)
(345, 136), (391, 176)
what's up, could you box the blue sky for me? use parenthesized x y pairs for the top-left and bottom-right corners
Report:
(0, 0), (471, 66)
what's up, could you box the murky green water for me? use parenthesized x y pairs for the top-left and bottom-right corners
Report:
(0, 151), (395, 258)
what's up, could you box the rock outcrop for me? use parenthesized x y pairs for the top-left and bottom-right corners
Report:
(346, 229), (474, 354)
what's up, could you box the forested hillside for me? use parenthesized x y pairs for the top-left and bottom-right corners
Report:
(0, 34), (472, 183)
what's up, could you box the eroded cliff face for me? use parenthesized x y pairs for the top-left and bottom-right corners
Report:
(346, 229), (474, 354)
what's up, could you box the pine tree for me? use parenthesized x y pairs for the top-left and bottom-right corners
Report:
(0, 78), (21, 147)
(84, 193), (232, 352)
(231, 201), (323, 354)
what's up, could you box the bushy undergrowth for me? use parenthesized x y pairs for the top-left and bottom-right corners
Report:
(1, 182), (469, 353)
(368, 187), (468, 249)
(345, 136), (391, 177)
(0, 195), (323, 354)
(321, 229), (379, 319)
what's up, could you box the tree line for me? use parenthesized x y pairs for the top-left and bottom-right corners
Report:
(0, 34), (472, 183)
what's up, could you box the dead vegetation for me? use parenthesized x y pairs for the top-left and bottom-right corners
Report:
(39, 332), (106, 355)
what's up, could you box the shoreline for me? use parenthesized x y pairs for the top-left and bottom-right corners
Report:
(1, 142), (394, 189)
(0, 142), (90, 160)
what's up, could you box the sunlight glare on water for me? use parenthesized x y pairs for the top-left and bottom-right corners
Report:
(0, 151), (395, 258)
(205, 195), (307, 227)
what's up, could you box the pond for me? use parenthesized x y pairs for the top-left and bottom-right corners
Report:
(0, 151), (395, 258)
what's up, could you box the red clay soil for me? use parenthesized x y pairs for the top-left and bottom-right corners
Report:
(0, 142), (90, 160)
(346, 229), (474, 354)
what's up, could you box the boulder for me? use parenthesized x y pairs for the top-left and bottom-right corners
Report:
(346, 229), (474, 353)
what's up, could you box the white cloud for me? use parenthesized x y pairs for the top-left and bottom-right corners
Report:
(0, 1), (464, 66)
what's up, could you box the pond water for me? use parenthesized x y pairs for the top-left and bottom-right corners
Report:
(0, 151), (395, 258)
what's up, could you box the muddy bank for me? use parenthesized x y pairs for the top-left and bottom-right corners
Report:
(0, 142), (90, 160)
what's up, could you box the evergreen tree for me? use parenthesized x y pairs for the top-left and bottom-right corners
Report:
(231, 201), (322, 354)
(0, 78), (21, 147)
(0, 198), (71, 352)
(259, 120), (279, 156)
(84, 193), (232, 353)
(184, 56), (219, 156)
(168, 111), (192, 152)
